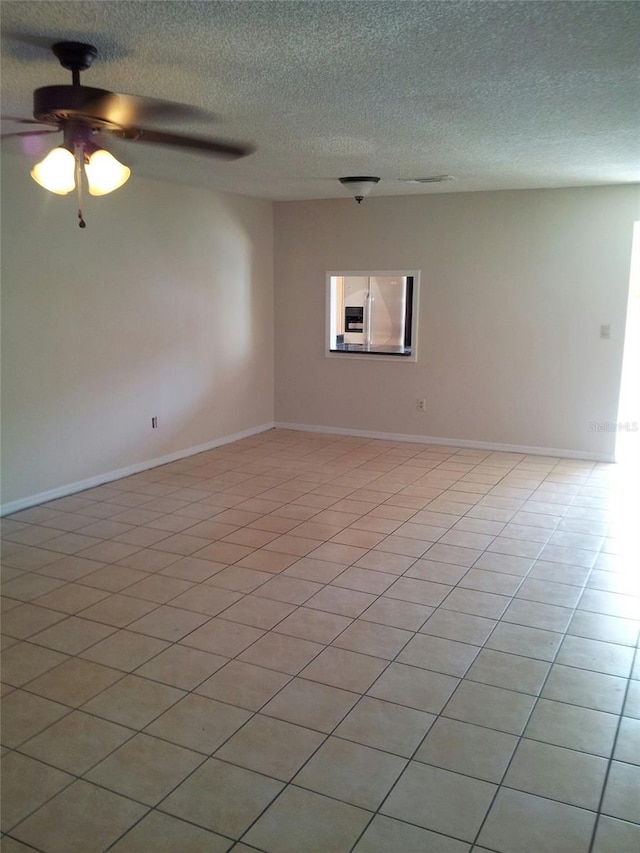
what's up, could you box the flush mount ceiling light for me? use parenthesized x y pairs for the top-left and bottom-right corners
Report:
(339, 176), (380, 203)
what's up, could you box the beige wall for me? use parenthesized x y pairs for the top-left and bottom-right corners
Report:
(1, 154), (274, 508)
(274, 187), (639, 459)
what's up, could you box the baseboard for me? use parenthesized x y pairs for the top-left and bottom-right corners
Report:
(0, 423), (275, 517)
(274, 422), (616, 463)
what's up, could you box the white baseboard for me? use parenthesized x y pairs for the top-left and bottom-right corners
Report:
(2, 420), (616, 516)
(274, 422), (616, 463)
(1, 423), (275, 516)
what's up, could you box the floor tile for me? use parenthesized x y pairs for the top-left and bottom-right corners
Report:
(27, 657), (123, 706)
(568, 610), (640, 646)
(238, 630), (323, 675)
(442, 587), (511, 619)
(332, 619), (412, 659)
(253, 574), (323, 604)
(216, 713), (325, 780)
(524, 698), (618, 757)
(284, 556), (349, 583)
(367, 662), (458, 713)
(0, 602), (66, 639)
(159, 555), (225, 583)
(624, 680), (640, 719)
(360, 596), (433, 630)
(485, 621), (562, 661)
(293, 735), (406, 809)
(20, 709), (133, 774)
(181, 616), (264, 656)
(334, 695), (436, 757)
(443, 680), (536, 735)
(126, 604), (211, 641)
(355, 550), (416, 574)
(0, 689), (70, 748)
(120, 574), (194, 604)
(501, 598), (575, 632)
(614, 716), (640, 765)
(218, 595), (296, 630)
(0, 751), (73, 831)
(301, 646), (388, 692)
(80, 564), (150, 592)
(29, 616), (116, 654)
(420, 609), (496, 645)
(592, 815), (640, 853)
(243, 785), (371, 853)
(109, 810), (233, 852)
(78, 593), (158, 627)
(397, 634), (480, 676)
(601, 760), (640, 823)
(3, 433), (639, 853)
(11, 779), (146, 853)
(385, 577), (451, 607)
(458, 568), (522, 596)
(274, 606), (353, 643)
(261, 677), (359, 732)
(381, 761), (496, 842)
(542, 664), (628, 714)
(80, 629), (170, 671)
(81, 673), (184, 728)
(465, 649), (550, 695)
(415, 716), (517, 782)
(160, 757), (283, 837)
(477, 787), (596, 852)
(0, 641), (68, 687)
(305, 585), (377, 617)
(134, 644), (228, 689)
(555, 634), (634, 677)
(196, 660), (290, 710)
(504, 738), (608, 809)
(85, 732), (203, 805)
(353, 814), (471, 853)
(145, 693), (251, 752)
(331, 566), (397, 594)
(405, 558), (469, 585)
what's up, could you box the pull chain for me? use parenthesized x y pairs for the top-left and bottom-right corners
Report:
(75, 146), (86, 228)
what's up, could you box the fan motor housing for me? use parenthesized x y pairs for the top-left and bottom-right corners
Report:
(33, 86), (124, 130)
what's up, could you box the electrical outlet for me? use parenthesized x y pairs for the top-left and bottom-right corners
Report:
(417, 399), (426, 412)
(151, 416), (158, 429)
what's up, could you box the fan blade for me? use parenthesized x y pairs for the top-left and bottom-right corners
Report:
(78, 91), (210, 127)
(1, 116), (50, 125)
(33, 86), (209, 129)
(1, 129), (59, 139)
(115, 127), (253, 160)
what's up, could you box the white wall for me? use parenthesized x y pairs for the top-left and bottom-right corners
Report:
(274, 187), (639, 458)
(1, 153), (274, 507)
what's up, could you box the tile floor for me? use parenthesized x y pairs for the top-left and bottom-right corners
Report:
(1, 429), (639, 852)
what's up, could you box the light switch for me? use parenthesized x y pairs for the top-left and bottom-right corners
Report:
(600, 324), (611, 339)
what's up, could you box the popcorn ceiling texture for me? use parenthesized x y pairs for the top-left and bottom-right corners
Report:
(1, 0), (638, 199)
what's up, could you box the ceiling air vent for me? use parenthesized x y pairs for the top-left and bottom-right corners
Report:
(406, 175), (456, 184)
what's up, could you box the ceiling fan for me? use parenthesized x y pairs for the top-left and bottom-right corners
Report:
(1, 41), (254, 226)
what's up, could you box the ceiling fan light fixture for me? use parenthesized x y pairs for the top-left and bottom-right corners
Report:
(30, 145), (76, 194)
(339, 176), (380, 203)
(84, 148), (131, 196)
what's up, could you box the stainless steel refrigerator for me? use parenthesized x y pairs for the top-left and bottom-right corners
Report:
(342, 275), (408, 351)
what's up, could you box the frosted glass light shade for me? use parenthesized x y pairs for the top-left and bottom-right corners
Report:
(85, 149), (130, 196)
(30, 147), (76, 194)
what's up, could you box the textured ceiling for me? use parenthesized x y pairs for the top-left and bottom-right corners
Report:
(1, 0), (639, 200)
